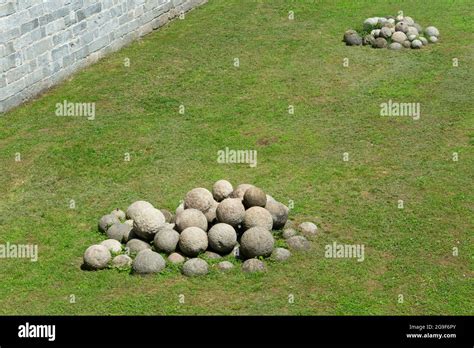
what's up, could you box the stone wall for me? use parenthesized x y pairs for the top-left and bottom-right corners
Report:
(0, 0), (206, 113)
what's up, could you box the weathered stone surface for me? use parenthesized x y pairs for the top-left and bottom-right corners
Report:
(154, 228), (180, 254)
(264, 200), (288, 229)
(83, 244), (111, 270)
(111, 254), (132, 268)
(178, 227), (208, 257)
(240, 227), (275, 258)
(243, 206), (273, 230)
(184, 187), (214, 212)
(175, 208), (208, 232)
(212, 180), (233, 202)
(208, 223), (237, 254)
(168, 252), (185, 264)
(243, 187), (267, 208)
(242, 259), (266, 273)
(343, 30), (362, 46)
(98, 214), (120, 233)
(132, 250), (166, 274)
(298, 222), (318, 237)
(271, 248), (291, 261)
(182, 258), (208, 276)
(126, 239), (151, 254)
(217, 261), (234, 271)
(100, 239), (122, 253)
(106, 222), (133, 242)
(216, 198), (246, 227)
(287, 236), (311, 251)
(133, 207), (166, 241)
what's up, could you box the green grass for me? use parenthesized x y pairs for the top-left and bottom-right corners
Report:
(0, 0), (473, 315)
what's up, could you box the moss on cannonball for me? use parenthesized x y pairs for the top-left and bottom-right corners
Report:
(243, 187), (267, 208)
(153, 228), (180, 254)
(83, 244), (111, 270)
(240, 227), (274, 259)
(132, 207), (166, 241)
(264, 200), (289, 230)
(98, 214), (120, 233)
(184, 188), (214, 212)
(132, 249), (166, 275)
(208, 223), (237, 254)
(126, 201), (154, 220)
(216, 198), (245, 227)
(175, 208), (208, 232)
(212, 179), (234, 202)
(243, 206), (273, 230)
(230, 184), (255, 200)
(178, 227), (208, 257)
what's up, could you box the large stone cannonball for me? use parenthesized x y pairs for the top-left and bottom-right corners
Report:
(242, 258), (266, 273)
(264, 200), (289, 230)
(126, 200), (154, 220)
(243, 206), (273, 230)
(243, 187), (267, 208)
(182, 258), (209, 277)
(132, 207), (166, 241)
(175, 208), (208, 232)
(153, 228), (180, 254)
(184, 188), (214, 212)
(240, 227), (274, 259)
(212, 180), (233, 202)
(178, 227), (208, 257)
(207, 223), (237, 254)
(230, 184), (255, 200)
(216, 198), (245, 227)
(132, 249), (166, 275)
(98, 214), (120, 233)
(83, 244), (111, 270)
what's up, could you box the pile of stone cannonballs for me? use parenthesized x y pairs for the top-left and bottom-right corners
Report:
(82, 180), (319, 276)
(343, 12), (440, 50)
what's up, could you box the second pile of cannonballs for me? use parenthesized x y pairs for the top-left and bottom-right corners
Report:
(83, 180), (318, 276)
(343, 12), (440, 50)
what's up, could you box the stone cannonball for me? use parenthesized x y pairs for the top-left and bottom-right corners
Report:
(243, 187), (267, 208)
(126, 200), (154, 220)
(212, 180), (234, 202)
(243, 206), (273, 231)
(182, 258), (209, 277)
(175, 208), (208, 232)
(242, 258), (266, 273)
(132, 207), (166, 241)
(230, 184), (254, 200)
(240, 227), (275, 259)
(216, 198), (245, 227)
(132, 249), (166, 274)
(184, 188), (214, 212)
(83, 244), (111, 270)
(153, 228), (180, 254)
(208, 223), (237, 254)
(178, 227), (208, 257)
(264, 200), (289, 230)
(98, 214), (120, 233)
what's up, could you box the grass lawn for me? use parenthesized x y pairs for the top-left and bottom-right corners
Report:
(0, 0), (472, 315)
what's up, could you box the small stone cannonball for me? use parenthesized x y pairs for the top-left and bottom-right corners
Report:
(132, 249), (166, 275)
(126, 201), (154, 220)
(175, 208), (208, 232)
(242, 259), (266, 273)
(98, 214), (120, 233)
(153, 228), (180, 254)
(100, 239), (122, 253)
(110, 208), (126, 221)
(264, 200), (289, 230)
(182, 258), (209, 277)
(243, 187), (267, 208)
(126, 238), (151, 254)
(106, 222), (133, 242)
(212, 180), (233, 202)
(111, 254), (132, 268)
(184, 188), (214, 212)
